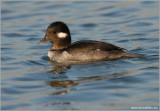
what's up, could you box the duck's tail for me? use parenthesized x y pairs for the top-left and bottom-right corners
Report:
(123, 52), (143, 58)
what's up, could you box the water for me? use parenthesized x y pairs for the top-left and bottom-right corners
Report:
(1, 1), (159, 110)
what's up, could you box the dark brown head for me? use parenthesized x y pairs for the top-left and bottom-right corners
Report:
(38, 21), (71, 50)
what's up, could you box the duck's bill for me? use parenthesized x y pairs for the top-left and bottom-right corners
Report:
(37, 36), (49, 44)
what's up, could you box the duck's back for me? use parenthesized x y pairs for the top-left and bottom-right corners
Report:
(67, 40), (125, 52)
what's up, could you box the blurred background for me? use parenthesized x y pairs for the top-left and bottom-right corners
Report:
(1, 1), (159, 110)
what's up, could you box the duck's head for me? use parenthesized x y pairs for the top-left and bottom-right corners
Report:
(38, 21), (71, 50)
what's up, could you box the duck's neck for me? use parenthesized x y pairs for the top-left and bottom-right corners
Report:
(51, 41), (71, 50)
(50, 45), (67, 50)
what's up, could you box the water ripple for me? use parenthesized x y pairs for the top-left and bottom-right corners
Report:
(2, 33), (25, 38)
(80, 23), (97, 28)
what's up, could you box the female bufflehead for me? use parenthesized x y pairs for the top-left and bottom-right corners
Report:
(38, 21), (141, 63)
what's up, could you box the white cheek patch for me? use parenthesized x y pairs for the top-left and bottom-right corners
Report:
(57, 32), (68, 38)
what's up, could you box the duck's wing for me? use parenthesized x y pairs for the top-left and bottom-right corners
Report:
(64, 40), (126, 53)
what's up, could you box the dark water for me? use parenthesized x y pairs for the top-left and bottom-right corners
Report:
(1, 1), (159, 110)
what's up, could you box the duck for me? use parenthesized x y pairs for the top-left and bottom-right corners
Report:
(38, 21), (141, 63)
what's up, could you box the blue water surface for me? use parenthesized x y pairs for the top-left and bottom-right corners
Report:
(1, 1), (159, 110)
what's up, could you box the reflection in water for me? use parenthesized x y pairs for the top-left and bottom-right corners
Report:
(48, 65), (71, 74)
(46, 62), (138, 92)
(47, 71), (138, 88)
(47, 88), (75, 96)
(45, 65), (139, 108)
(47, 58), (128, 74)
(46, 80), (76, 88)
(44, 101), (70, 107)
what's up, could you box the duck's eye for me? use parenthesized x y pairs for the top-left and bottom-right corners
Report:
(53, 30), (56, 34)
